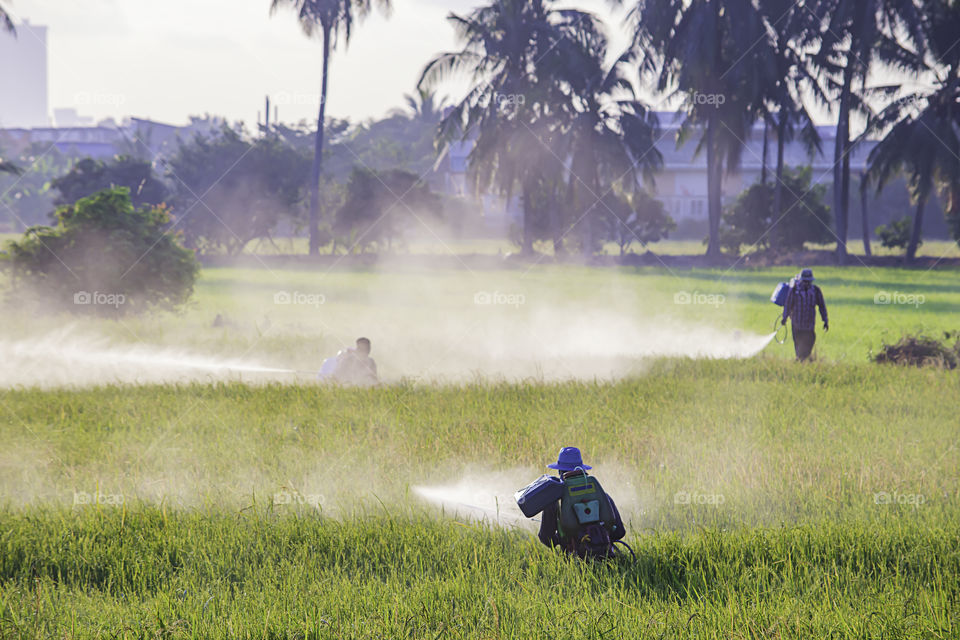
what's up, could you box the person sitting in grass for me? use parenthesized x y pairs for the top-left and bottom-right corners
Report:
(332, 337), (379, 386)
(781, 268), (829, 362)
(538, 447), (625, 558)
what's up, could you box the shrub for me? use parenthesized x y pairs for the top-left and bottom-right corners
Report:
(601, 190), (675, 256)
(720, 166), (832, 255)
(166, 127), (310, 255)
(4, 187), (199, 315)
(52, 156), (169, 209)
(875, 217), (918, 252)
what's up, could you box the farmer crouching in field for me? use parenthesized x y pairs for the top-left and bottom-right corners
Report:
(781, 268), (829, 361)
(319, 337), (379, 386)
(538, 447), (625, 559)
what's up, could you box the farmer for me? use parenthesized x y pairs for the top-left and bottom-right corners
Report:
(781, 268), (829, 361)
(326, 337), (379, 386)
(538, 447), (625, 558)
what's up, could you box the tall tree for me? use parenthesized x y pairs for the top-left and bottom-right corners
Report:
(1, 1), (15, 34)
(815, 0), (926, 263)
(864, 0), (960, 263)
(558, 30), (662, 256)
(628, 0), (771, 259)
(756, 0), (826, 249)
(270, 0), (392, 255)
(418, 0), (598, 255)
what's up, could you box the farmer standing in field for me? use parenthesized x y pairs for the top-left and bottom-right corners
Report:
(781, 268), (829, 361)
(537, 447), (626, 558)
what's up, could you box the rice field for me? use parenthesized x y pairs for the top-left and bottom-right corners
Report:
(0, 263), (958, 638)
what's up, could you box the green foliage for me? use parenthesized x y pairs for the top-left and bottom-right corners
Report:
(720, 166), (832, 255)
(0, 353), (958, 638)
(334, 166), (441, 252)
(875, 217), (916, 252)
(4, 187), (199, 315)
(601, 190), (675, 255)
(51, 155), (169, 209)
(166, 127), (310, 255)
(0, 145), (74, 231)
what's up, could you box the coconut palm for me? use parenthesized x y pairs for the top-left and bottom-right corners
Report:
(864, 0), (960, 263)
(628, 0), (772, 259)
(1, 2), (14, 34)
(418, 0), (602, 254)
(270, 0), (392, 255)
(400, 89), (447, 123)
(558, 40), (662, 256)
(756, 0), (827, 247)
(815, 0), (926, 263)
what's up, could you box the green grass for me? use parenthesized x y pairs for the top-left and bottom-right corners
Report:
(1, 359), (959, 638)
(2, 263), (958, 371)
(1, 263), (958, 638)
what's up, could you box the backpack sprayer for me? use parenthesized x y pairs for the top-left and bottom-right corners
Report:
(770, 277), (796, 345)
(515, 473), (634, 560)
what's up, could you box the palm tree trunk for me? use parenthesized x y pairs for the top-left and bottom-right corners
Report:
(833, 61), (854, 265)
(906, 194), (925, 263)
(761, 120), (769, 186)
(772, 116), (786, 251)
(308, 23), (332, 256)
(705, 114), (722, 259)
(521, 179), (534, 255)
(860, 172), (871, 257)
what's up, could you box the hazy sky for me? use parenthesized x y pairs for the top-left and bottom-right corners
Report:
(9, 0), (628, 128)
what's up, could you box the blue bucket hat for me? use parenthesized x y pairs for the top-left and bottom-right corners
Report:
(799, 268), (815, 281)
(547, 446), (592, 471)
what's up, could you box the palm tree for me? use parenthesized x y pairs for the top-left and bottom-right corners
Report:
(628, 0), (772, 259)
(815, 0), (926, 263)
(418, 0), (598, 255)
(1, 2), (14, 34)
(559, 42), (662, 256)
(756, 0), (827, 246)
(400, 89), (447, 123)
(864, 0), (960, 263)
(270, 0), (392, 255)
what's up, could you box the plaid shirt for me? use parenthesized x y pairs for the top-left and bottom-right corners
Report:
(783, 283), (828, 331)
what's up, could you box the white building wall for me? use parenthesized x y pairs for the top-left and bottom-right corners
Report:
(0, 21), (49, 128)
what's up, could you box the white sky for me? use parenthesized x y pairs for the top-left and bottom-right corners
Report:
(8, 0), (629, 128)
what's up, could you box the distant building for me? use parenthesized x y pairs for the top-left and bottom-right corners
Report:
(651, 112), (876, 235)
(0, 21), (50, 128)
(433, 110), (878, 238)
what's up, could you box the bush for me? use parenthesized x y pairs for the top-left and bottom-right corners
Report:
(872, 332), (959, 369)
(601, 190), (675, 255)
(4, 187), (199, 315)
(334, 167), (441, 252)
(166, 127), (310, 255)
(720, 166), (832, 255)
(875, 217), (918, 252)
(52, 156), (169, 209)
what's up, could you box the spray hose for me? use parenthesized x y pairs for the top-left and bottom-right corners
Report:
(773, 314), (788, 345)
